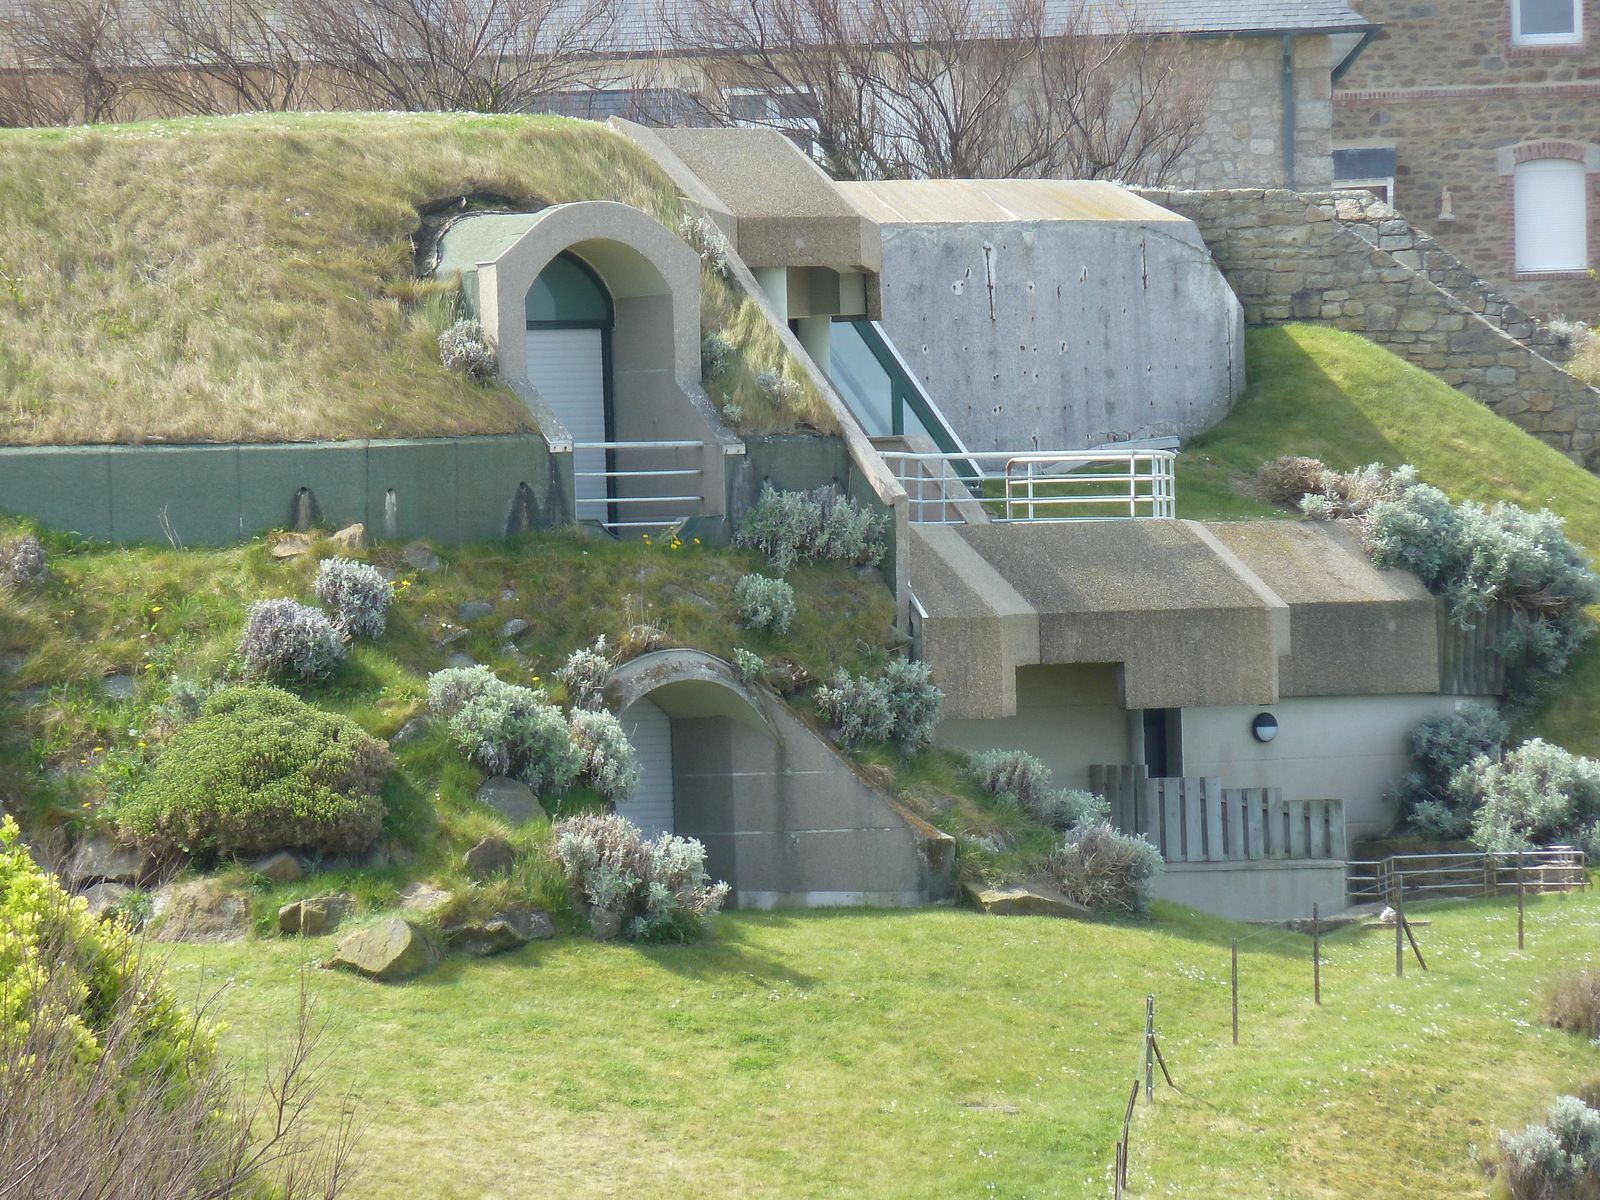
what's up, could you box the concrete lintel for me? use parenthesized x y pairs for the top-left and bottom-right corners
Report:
(1186, 520), (1292, 661)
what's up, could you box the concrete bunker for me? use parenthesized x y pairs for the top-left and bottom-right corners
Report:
(604, 649), (954, 909)
(435, 201), (740, 534)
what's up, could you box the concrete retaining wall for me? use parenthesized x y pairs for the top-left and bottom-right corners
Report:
(0, 434), (566, 545)
(1156, 859), (1348, 922)
(1138, 185), (1600, 466)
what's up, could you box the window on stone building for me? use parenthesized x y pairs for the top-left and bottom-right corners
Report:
(1512, 0), (1582, 45)
(1514, 157), (1590, 272)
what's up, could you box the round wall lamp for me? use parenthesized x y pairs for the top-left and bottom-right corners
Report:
(1251, 712), (1279, 743)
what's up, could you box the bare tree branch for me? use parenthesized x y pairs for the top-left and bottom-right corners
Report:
(142, 0), (317, 114)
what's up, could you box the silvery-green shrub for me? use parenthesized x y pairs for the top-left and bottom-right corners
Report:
(448, 681), (580, 795)
(734, 573), (795, 635)
(1044, 789), (1111, 831)
(815, 658), (943, 748)
(1458, 739), (1600, 851)
(1393, 707), (1509, 838)
(426, 664), (500, 717)
(238, 598), (346, 683)
(755, 368), (801, 406)
(557, 635), (615, 712)
(1494, 1094), (1600, 1195)
(553, 811), (729, 942)
(679, 213), (732, 277)
(312, 556), (394, 640)
(1255, 456), (1326, 506)
(701, 332), (734, 378)
(437, 318), (496, 380)
(567, 708), (640, 802)
(0, 534), (48, 589)
(1498, 1123), (1572, 1191)
(735, 484), (887, 575)
(965, 749), (1053, 812)
(732, 648), (766, 684)
(1044, 821), (1163, 915)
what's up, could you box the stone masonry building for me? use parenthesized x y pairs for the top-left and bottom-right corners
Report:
(1335, 0), (1600, 320)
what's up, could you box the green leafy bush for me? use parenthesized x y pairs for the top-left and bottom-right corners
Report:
(1366, 479), (1600, 698)
(567, 709), (640, 802)
(1393, 708), (1510, 839)
(815, 658), (943, 748)
(238, 598), (347, 683)
(553, 812), (729, 942)
(313, 556), (394, 639)
(1, 816), (206, 1074)
(1456, 739), (1600, 852)
(734, 484), (887, 574)
(734, 573), (795, 635)
(115, 687), (390, 859)
(1043, 821), (1163, 915)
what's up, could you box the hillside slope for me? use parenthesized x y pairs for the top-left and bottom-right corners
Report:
(1179, 324), (1600, 750)
(0, 112), (825, 445)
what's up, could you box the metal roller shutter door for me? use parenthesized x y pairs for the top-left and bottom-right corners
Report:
(526, 327), (606, 520)
(616, 699), (674, 837)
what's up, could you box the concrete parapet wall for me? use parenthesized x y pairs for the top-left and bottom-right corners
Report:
(0, 434), (563, 545)
(1138, 185), (1600, 466)
(1155, 859), (1348, 922)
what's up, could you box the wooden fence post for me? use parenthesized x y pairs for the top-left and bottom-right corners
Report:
(1231, 940), (1239, 1046)
(1312, 903), (1321, 1006)
(1394, 876), (1405, 978)
(1144, 995), (1155, 1103)
(1518, 851), (1526, 950)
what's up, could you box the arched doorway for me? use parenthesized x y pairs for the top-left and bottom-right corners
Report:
(525, 251), (613, 524)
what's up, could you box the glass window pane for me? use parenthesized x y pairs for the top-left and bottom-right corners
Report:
(526, 254), (610, 324)
(1519, 0), (1576, 36)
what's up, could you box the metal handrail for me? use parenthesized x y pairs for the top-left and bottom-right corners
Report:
(1346, 847), (1589, 903)
(881, 448), (1177, 524)
(569, 440), (708, 534)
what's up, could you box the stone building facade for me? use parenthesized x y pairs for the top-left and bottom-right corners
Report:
(1335, 0), (1600, 320)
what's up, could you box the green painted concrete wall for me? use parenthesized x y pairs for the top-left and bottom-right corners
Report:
(0, 435), (566, 545)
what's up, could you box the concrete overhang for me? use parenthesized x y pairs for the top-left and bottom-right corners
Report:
(621, 124), (882, 272)
(1204, 521), (1439, 698)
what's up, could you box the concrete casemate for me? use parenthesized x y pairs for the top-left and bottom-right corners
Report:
(836, 178), (1244, 452)
(605, 650), (955, 909)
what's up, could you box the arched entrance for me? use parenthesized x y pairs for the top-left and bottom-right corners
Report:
(617, 696), (674, 837)
(524, 251), (615, 524)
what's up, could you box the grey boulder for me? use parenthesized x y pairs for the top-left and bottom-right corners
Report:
(68, 837), (152, 887)
(965, 883), (1093, 920)
(458, 600), (495, 622)
(401, 541), (441, 572)
(443, 908), (555, 957)
(462, 836), (515, 880)
(248, 849), (302, 884)
(278, 893), (355, 936)
(153, 881), (252, 944)
(81, 881), (134, 917)
(474, 777), (542, 826)
(326, 919), (440, 981)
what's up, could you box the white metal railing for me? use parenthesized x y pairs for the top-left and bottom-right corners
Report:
(572, 440), (706, 532)
(881, 449), (1177, 524)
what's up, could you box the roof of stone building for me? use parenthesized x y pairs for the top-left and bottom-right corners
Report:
(837, 179), (1191, 226)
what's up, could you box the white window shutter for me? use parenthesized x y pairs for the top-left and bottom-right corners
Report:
(1514, 158), (1589, 273)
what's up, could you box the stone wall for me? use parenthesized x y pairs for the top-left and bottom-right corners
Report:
(1138, 185), (1600, 465)
(1334, 0), (1600, 319)
(1173, 35), (1335, 191)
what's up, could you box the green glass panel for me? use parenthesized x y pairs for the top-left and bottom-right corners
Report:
(525, 253), (611, 324)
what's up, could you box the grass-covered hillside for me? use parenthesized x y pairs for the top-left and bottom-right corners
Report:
(0, 112), (831, 444)
(167, 888), (1600, 1199)
(1179, 324), (1600, 752)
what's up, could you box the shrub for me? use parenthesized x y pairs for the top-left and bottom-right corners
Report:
(1493, 1095), (1600, 1199)
(815, 658), (943, 748)
(1366, 481), (1600, 696)
(1545, 969), (1600, 1039)
(1394, 708), (1510, 838)
(1255, 455), (1326, 505)
(1458, 739), (1600, 851)
(701, 331), (735, 378)
(734, 573), (795, 635)
(965, 749), (1053, 813)
(426, 664), (500, 717)
(437, 318), (496, 380)
(734, 484), (888, 574)
(1, 818), (357, 1197)
(313, 557), (394, 640)
(115, 687), (390, 859)
(553, 811), (730, 942)
(755, 368), (801, 406)
(238, 598), (346, 683)
(1044, 789), (1111, 831)
(1299, 462), (1415, 521)
(567, 709), (640, 802)
(1043, 821), (1164, 915)
(0, 533), (47, 589)
(151, 676), (215, 738)
(557, 635), (615, 712)
(732, 648), (766, 684)
(679, 213), (732, 277)
(448, 681), (581, 795)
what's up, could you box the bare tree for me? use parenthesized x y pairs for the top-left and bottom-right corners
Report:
(663, 0), (1214, 183)
(0, 0), (141, 124)
(279, 0), (618, 113)
(142, 0), (317, 114)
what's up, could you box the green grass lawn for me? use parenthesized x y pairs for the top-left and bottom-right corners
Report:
(1180, 324), (1600, 752)
(166, 888), (1600, 1199)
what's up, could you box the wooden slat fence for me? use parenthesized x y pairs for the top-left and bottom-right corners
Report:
(1088, 767), (1346, 864)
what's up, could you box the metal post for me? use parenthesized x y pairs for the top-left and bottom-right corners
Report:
(1144, 995), (1155, 1104)
(1231, 940), (1239, 1046)
(1518, 851), (1526, 950)
(1312, 903), (1321, 1006)
(1394, 876), (1405, 978)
